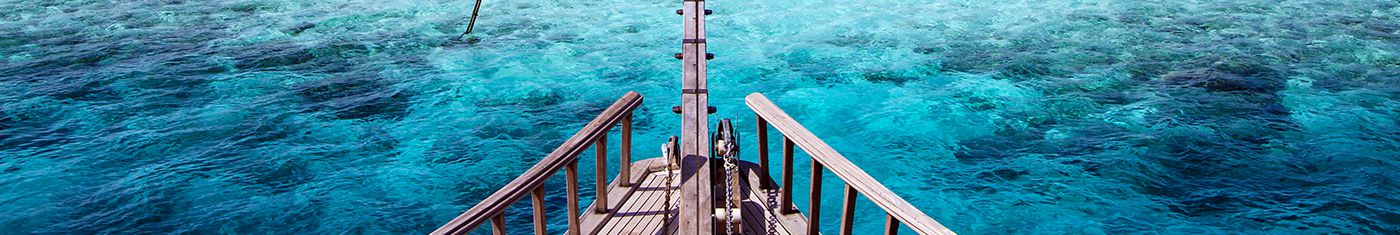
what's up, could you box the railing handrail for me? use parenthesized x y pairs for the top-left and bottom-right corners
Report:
(745, 92), (955, 235)
(432, 91), (643, 235)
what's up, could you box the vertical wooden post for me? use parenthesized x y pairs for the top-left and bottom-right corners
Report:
(840, 184), (857, 235)
(566, 160), (581, 235)
(461, 0), (483, 36)
(884, 213), (900, 235)
(620, 114), (633, 187)
(530, 187), (547, 235)
(756, 115), (771, 189)
(595, 136), (608, 213)
(809, 161), (824, 235)
(780, 137), (795, 214)
(491, 213), (506, 235)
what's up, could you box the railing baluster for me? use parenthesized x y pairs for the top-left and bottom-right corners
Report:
(885, 213), (900, 235)
(747, 92), (956, 235)
(757, 115), (771, 189)
(566, 160), (581, 235)
(432, 92), (643, 235)
(780, 137), (795, 214)
(491, 213), (506, 235)
(595, 136), (608, 213)
(841, 184), (857, 235)
(809, 160), (824, 235)
(620, 113), (633, 187)
(530, 187), (547, 235)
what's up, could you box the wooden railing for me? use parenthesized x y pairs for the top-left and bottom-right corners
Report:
(432, 91), (642, 235)
(746, 93), (956, 235)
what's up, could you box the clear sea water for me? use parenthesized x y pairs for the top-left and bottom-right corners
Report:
(2, 0), (1398, 234)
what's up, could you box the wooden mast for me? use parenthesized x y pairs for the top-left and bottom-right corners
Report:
(677, 0), (714, 233)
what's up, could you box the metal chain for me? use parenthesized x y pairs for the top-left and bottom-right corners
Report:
(715, 120), (740, 235)
(665, 164), (675, 228)
(766, 187), (779, 235)
(662, 139), (677, 230)
(723, 152), (737, 235)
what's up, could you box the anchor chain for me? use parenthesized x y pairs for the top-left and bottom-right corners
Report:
(661, 137), (679, 230)
(722, 148), (737, 235)
(714, 119), (740, 235)
(766, 187), (780, 235)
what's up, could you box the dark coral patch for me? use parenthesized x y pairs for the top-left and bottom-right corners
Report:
(294, 74), (411, 120)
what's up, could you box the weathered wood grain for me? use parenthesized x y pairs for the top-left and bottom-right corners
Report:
(678, 0), (713, 233)
(596, 136), (609, 214)
(490, 214), (504, 235)
(841, 184), (857, 235)
(582, 159), (660, 234)
(530, 187), (547, 235)
(567, 160), (581, 235)
(587, 158), (810, 234)
(620, 114), (633, 187)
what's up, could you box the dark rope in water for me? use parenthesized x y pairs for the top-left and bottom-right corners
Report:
(459, 0), (484, 38)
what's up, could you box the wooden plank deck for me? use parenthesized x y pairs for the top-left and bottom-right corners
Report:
(678, 0), (714, 233)
(433, 0), (959, 232)
(581, 158), (811, 234)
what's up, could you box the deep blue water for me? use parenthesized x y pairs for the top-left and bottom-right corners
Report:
(2, 0), (1399, 234)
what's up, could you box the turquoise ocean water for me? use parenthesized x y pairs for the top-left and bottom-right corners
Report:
(2, 0), (1398, 234)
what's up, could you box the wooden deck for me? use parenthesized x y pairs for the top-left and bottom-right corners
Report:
(430, 91), (957, 235)
(678, 0), (715, 233)
(432, 0), (959, 233)
(580, 158), (810, 235)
